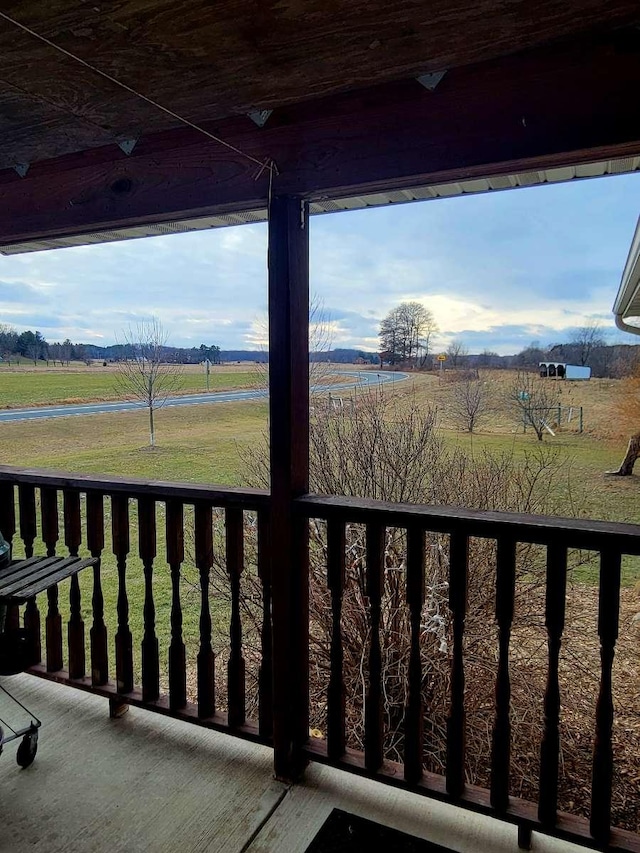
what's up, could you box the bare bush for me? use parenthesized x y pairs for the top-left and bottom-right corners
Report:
(223, 389), (587, 797)
(446, 375), (496, 433)
(252, 295), (336, 393)
(180, 386), (637, 830)
(507, 370), (561, 441)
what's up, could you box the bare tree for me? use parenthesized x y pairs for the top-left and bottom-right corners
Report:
(115, 318), (182, 447)
(571, 320), (605, 366)
(253, 295), (335, 394)
(48, 342), (62, 366)
(448, 375), (495, 432)
(379, 301), (438, 366)
(60, 339), (73, 366)
(446, 339), (468, 367)
(507, 371), (560, 441)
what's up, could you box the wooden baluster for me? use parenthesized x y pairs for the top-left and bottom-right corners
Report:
(195, 503), (215, 718)
(139, 497), (159, 703)
(113, 494), (133, 693)
(20, 484), (39, 663)
(64, 490), (85, 679)
(41, 487), (59, 557)
(0, 483), (17, 633)
(226, 508), (246, 727)
(0, 482), (16, 549)
(167, 499), (186, 710)
(538, 542), (567, 827)
(87, 493), (108, 686)
(257, 510), (273, 738)
(18, 484), (36, 558)
(327, 518), (346, 760)
(490, 536), (516, 812)
(40, 487), (63, 672)
(404, 524), (425, 784)
(365, 522), (385, 772)
(446, 532), (469, 798)
(590, 549), (621, 844)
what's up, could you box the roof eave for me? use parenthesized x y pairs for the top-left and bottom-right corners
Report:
(613, 215), (640, 335)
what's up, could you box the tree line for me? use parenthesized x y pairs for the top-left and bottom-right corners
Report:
(0, 324), (222, 366)
(378, 309), (639, 377)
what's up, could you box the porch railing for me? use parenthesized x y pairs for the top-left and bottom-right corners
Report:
(297, 494), (640, 853)
(0, 467), (272, 743)
(0, 465), (639, 853)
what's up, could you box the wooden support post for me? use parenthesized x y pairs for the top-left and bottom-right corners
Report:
(268, 194), (310, 782)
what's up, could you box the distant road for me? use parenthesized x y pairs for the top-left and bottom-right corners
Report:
(0, 370), (408, 424)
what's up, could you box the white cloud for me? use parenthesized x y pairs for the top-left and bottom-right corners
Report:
(0, 173), (637, 354)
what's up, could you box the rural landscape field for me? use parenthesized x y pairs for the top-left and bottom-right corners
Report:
(1, 360), (638, 523)
(1, 360), (639, 830)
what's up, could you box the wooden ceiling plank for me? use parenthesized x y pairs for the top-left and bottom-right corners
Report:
(0, 32), (639, 245)
(0, 0), (639, 166)
(0, 17), (174, 140)
(0, 83), (117, 166)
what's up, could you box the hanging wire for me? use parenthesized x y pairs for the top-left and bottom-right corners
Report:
(0, 10), (278, 180)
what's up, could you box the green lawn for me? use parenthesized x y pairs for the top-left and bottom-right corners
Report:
(0, 398), (267, 483)
(2, 391), (640, 687)
(1, 399), (268, 687)
(443, 430), (639, 524)
(441, 429), (640, 585)
(0, 365), (256, 407)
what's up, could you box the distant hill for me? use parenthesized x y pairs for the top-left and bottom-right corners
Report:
(84, 344), (377, 364)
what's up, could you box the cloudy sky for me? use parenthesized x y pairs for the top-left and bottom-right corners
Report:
(1, 172), (639, 355)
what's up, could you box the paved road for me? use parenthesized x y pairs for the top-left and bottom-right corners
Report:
(0, 370), (408, 423)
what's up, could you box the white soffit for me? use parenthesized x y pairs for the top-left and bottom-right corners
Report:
(613, 214), (640, 336)
(1, 155), (640, 256)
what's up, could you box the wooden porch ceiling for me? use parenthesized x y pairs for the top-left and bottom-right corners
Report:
(1, 0), (639, 168)
(1, 2), (640, 248)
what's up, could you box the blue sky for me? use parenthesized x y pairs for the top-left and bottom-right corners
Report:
(0, 172), (638, 355)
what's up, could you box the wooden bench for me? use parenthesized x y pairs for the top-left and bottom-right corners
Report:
(0, 555), (98, 678)
(0, 556), (97, 604)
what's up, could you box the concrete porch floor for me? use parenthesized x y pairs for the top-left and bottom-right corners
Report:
(0, 675), (582, 853)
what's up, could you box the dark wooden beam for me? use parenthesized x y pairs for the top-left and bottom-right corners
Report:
(1, 32), (640, 245)
(268, 195), (310, 781)
(1, 0), (638, 168)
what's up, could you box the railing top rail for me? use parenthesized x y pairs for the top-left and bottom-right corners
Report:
(0, 465), (270, 510)
(3, 467), (639, 553)
(297, 493), (640, 555)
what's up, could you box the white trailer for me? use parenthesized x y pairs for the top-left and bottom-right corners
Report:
(539, 362), (591, 380)
(565, 364), (591, 380)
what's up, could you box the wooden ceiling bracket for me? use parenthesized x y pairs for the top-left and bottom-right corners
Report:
(416, 71), (447, 91)
(247, 110), (273, 128)
(117, 139), (138, 156)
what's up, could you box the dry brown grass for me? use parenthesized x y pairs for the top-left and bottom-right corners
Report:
(401, 368), (628, 439)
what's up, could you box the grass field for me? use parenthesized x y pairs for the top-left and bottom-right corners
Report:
(1, 367), (640, 682)
(0, 368), (637, 519)
(2, 367), (638, 829)
(0, 362), (256, 407)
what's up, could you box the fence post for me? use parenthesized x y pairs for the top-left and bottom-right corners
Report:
(268, 194), (310, 781)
